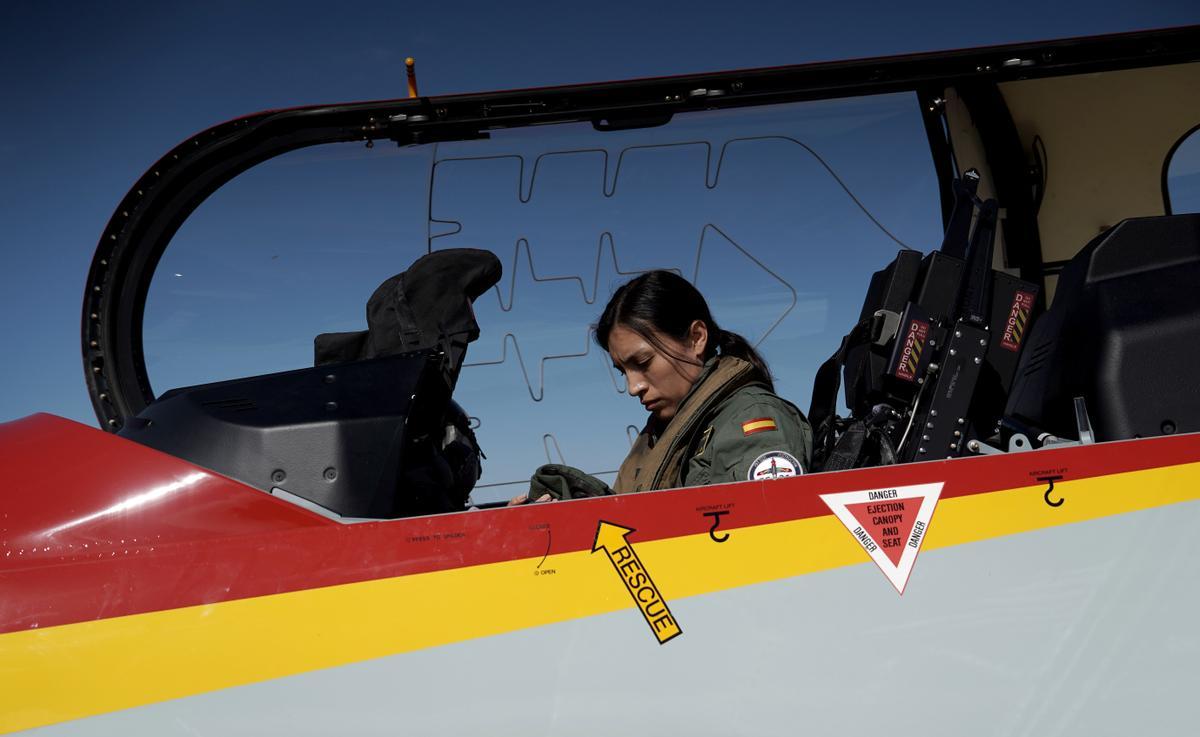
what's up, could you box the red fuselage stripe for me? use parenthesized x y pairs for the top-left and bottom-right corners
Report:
(3, 421), (1198, 634)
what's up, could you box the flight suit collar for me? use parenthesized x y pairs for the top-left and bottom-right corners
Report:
(616, 355), (762, 493)
(643, 357), (716, 440)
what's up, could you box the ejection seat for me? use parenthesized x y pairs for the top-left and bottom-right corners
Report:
(120, 248), (501, 519)
(808, 170), (1042, 470)
(1005, 213), (1200, 443)
(809, 209), (1200, 472)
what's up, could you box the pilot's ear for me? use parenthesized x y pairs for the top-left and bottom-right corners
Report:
(689, 319), (708, 359)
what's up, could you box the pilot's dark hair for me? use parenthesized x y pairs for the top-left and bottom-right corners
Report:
(595, 270), (774, 391)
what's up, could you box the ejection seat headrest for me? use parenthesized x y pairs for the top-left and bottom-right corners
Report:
(314, 248), (502, 368)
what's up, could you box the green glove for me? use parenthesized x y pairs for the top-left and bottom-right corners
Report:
(529, 464), (613, 500)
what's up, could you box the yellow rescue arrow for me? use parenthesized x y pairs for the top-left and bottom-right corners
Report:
(591, 520), (682, 644)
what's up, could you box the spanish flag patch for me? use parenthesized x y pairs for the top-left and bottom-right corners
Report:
(741, 417), (777, 436)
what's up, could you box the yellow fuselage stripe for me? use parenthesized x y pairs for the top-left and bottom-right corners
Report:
(3, 461), (1199, 734)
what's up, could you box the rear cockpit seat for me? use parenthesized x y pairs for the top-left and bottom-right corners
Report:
(1006, 213), (1200, 442)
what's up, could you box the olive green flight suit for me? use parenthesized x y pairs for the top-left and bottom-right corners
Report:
(682, 383), (812, 487)
(614, 356), (812, 493)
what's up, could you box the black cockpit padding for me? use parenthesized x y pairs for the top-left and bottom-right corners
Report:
(123, 352), (453, 518)
(1005, 214), (1200, 441)
(122, 249), (501, 519)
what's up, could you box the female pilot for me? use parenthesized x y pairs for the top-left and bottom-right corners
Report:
(515, 270), (812, 504)
(597, 270), (812, 492)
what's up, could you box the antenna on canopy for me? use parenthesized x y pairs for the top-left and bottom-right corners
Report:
(406, 57), (420, 98)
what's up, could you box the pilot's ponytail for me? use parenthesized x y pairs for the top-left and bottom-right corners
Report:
(713, 328), (774, 391)
(596, 270), (774, 392)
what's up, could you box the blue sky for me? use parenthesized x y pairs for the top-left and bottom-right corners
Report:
(2, 1), (1198, 500)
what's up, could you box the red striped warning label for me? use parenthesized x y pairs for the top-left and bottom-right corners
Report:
(820, 483), (942, 594)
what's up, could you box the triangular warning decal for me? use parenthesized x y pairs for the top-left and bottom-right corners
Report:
(820, 482), (942, 594)
(843, 499), (918, 567)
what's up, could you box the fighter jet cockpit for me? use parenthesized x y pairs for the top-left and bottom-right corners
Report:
(86, 37), (1200, 521)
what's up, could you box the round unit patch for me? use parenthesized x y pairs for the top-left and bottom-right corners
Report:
(747, 451), (803, 481)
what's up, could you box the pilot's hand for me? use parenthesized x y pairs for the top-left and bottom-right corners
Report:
(529, 464), (614, 500)
(507, 493), (553, 506)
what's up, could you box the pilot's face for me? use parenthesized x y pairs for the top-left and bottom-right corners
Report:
(608, 321), (708, 424)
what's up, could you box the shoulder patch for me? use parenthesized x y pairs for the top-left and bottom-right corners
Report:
(741, 417), (777, 436)
(747, 450), (803, 481)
